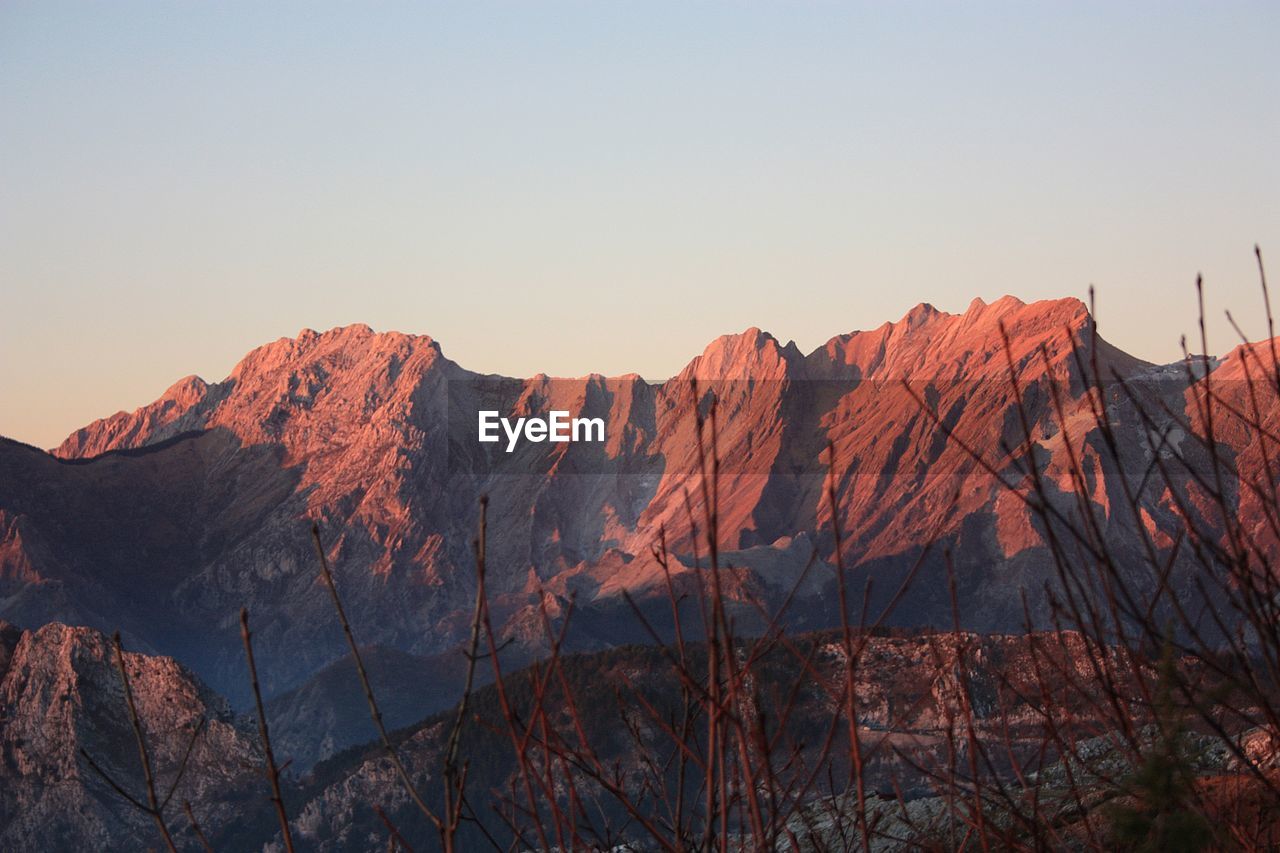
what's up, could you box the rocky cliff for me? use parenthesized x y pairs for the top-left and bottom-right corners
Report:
(0, 622), (262, 851)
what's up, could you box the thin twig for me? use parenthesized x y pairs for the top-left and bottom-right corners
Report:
(241, 608), (295, 852)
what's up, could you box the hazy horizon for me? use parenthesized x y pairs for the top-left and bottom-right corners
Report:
(3, 1), (1278, 448)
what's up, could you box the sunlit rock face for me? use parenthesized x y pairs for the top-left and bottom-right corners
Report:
(1, 300), (1243, 706)
(0, 622), (260, 851)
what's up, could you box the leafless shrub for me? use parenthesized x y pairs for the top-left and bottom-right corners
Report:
(903, 248), (1280, 850)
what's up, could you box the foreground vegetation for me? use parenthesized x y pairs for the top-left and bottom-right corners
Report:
(87, 255), (1280, 851)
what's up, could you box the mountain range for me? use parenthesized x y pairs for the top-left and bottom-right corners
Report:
(1, 296), (1268, 764)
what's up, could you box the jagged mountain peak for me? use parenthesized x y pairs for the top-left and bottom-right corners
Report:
(804, 295), (1101, 382)
(228, 323), (442, 382)
(56, 325), (453, 459)
(163, 373), (211, 401)
(679, 326), (801, 381)
(900, 301), (942, 327)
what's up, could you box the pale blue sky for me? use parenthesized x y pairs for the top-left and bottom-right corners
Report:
(2, 1), (1277, 448)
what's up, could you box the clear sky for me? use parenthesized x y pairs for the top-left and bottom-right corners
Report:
(2, 1), (1277, 449)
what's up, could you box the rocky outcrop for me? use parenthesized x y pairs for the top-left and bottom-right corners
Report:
(0, 622), (261, 851)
